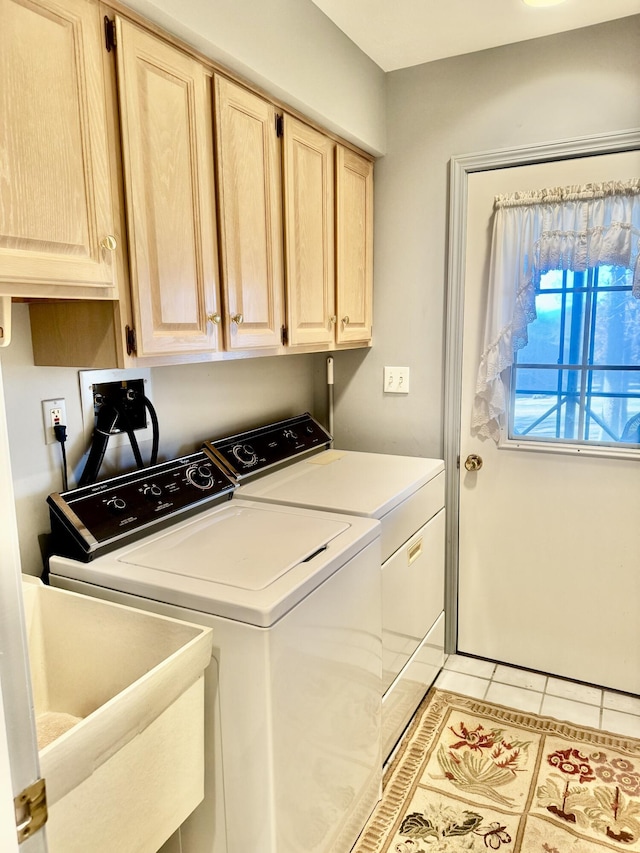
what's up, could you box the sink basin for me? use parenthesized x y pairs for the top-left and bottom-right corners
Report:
(22, 577), (213, 853)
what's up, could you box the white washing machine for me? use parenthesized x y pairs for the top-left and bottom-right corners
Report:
(203, 413), (446, 759)
(47, 451), (382, 853)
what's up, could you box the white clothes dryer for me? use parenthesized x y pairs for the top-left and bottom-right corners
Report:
(47, 451), (382, 853)
(204, 414), (446, 759)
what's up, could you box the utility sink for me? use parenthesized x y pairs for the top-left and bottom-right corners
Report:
(21, 577), (213, 853)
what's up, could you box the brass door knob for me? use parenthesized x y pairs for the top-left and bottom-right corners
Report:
(464, 454), (483, 472)
(100, 235), (117, 251)
(207, 313), (221, 324)
(342, 315), (350, 325)
(330, 315), (337, 324)
(231, 313), (244, 325)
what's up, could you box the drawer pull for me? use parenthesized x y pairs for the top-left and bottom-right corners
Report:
(407, 538), (423, 566)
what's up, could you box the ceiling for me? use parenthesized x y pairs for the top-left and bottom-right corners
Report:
(309, 0), (640, 72)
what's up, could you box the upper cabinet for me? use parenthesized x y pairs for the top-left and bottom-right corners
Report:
(214, 77), (285, 350)
(282, 123), (373, 349)
(0, 0), (119, 299)
(115, 17), (222, 358)
(336, 147), (374, 345)
(283, 116), (335, 347)
(22, 0), (374, 366)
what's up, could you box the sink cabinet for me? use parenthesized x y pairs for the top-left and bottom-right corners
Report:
(22, 577), (212, 853)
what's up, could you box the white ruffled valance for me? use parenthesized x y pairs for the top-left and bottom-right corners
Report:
(472, 179), (640, 442)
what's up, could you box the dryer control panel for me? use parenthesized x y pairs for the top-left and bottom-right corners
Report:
(203, 412), (332, 480)
(48, 451), (236, 561)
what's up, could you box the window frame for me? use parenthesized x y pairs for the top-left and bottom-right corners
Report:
(500, 265), (640, 459)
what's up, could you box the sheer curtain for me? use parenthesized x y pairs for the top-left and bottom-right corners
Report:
(471, 179), (640, 442)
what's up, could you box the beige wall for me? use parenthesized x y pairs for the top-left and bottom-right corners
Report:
(4, 307), (320, 575)
(121, 0), (387, 154)
(3, 12), (639, 577)
(330, 16), (640, 457)
(1, 0), (386, 577)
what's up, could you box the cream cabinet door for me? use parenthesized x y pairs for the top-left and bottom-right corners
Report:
(214, 77), (284, 349)
(116, 18), (221, 357)
(0, 0), (118, 298)
(336, 147), (373, 344)
(283, 116), (335, 346)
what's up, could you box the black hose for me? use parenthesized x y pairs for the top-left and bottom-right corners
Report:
(77, 403), (119, 487)
(77, 393), (161, 486)
(111, 401), (144, 469)
(143, 395), (160, 466)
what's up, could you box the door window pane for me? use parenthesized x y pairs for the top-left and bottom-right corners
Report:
(510, 266), (640, 447)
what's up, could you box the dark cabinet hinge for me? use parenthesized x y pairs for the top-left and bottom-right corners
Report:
(104, 16), (116, 52)
(275, 114), (284, 138)
(125, 325), (137, 356)
(281, 325), (288, 345)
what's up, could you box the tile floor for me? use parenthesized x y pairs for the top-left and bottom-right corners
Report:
(434, 654), (640, 738)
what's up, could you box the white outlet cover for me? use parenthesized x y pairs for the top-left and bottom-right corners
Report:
(79, 368), (153, 451)
(42, 398), (67, 445)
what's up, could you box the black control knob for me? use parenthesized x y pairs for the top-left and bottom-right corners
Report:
(106, 496), (127, 514)
(142, 483), (162, 500)
(283, 429), (298, 442)
(232, 443), (258, 467)
(188, 463), (214, 490)
(196, 464), (212, 481)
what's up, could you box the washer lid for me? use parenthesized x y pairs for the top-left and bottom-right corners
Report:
(236, 450), (445, 519)
(49, 501), (379, 627)
(120, 503), (348, 590)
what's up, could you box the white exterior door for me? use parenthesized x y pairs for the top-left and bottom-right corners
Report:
(455, 148), (640, 695)
(0, 360), (46, 852)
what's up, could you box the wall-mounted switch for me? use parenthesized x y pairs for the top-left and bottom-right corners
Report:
(383, 366), (410, 394)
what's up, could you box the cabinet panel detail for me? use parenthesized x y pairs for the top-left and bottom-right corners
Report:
(116, 17), (220, 356)
(336, 147), (373, 344)
(283, 116), (335, 347)
(0, 0), (118, 295)
(215, 77), (284, 349)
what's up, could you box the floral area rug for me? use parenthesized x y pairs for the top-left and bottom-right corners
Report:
(353, 689), (640, 853)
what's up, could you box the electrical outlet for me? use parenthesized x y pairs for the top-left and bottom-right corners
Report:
(42, 398), (67, 444)
(383, 366), (410, 394)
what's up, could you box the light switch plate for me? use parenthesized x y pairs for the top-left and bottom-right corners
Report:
(383, 366), (410, 394)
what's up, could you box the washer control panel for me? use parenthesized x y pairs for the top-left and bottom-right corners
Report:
(48, 451), (236, 560)
(203, 412), (332, 479)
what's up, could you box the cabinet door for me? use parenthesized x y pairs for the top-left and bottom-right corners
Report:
(283, 116), (335, 347)
(116, 18), (221, 357)
(336, 147), (373, 344)
(0, 0), (118, 298)
(215, 77), (284, 350)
